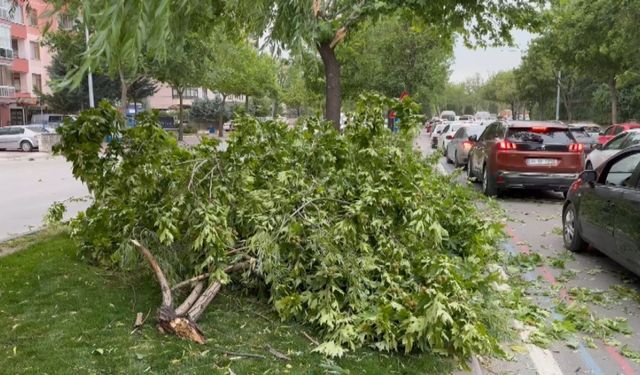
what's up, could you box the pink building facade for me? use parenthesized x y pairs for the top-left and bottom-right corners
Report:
(0, 0), (63, 126)
(146, 84), (246, 110)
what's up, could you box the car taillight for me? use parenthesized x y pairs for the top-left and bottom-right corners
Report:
(497, 140), (516, 150)
(463, 141), (473, 150)
(569, 143), (584, 152)
(446, 135), (453, 140)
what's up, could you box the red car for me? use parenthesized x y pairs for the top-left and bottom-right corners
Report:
(467, 121), (584, 196)
(598, 122), (640, 144)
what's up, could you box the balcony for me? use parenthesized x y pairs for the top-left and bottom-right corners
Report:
(12, 56), (27, 73)
(11, 24), (27, 39)
(0, 85), (16, 98)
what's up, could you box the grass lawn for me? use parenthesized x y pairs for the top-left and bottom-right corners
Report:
(0, 230), (454, 374)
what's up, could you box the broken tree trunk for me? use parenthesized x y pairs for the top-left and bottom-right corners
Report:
(130, 239), (253, 344)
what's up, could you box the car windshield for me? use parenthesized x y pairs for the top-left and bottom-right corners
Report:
(507, 127), (574, 145)
(467, 126), (484, 137)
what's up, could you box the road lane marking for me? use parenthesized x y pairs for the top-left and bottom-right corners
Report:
(434, 154), (631, 375)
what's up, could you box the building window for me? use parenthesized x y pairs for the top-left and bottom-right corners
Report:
(58, 13), (73, 30)
(172, 87), (199, 99)
(0, 0), (22, 23)
(30, 41), (39, 60)
(12, 73), (20, 91)
(10, 108), (24, 125)
(32, 73), (41, 93)
(27, 7), (37, 26)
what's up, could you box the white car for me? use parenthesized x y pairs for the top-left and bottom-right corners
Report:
(438, 122), (468, 153)
(0, 126), (44, 152)
(439, 110), (456, 121)
(430, 123), (448, 148)
(585, 129), (640, 169)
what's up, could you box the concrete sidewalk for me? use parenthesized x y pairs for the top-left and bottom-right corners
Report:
(0, 151), (56, 162)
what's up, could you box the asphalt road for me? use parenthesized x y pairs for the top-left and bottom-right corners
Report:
(0, 152), (89, 241)
(416, 130), (640, 375)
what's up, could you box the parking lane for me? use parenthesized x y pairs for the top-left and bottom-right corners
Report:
(415, 129), (640, 374)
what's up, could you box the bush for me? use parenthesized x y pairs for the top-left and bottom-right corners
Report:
(55, 95), (515, 359)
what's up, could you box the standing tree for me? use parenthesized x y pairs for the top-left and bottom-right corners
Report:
(551, 0), (640, 124)
(150, 34), (209, 140)
(127, 77), (158, 115)
(482, 71), (521, 120)
(52, 0), (545, 129)
(43, 24), (120, 112)
(339, 15), (452, 109)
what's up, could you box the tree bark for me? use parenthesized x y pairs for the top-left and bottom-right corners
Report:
(119, 71), (129, 115)
(218, 94), (226, 137)
(609, 77), (618, 125)
(317, 41), (341, 130)
(178, 89), (184, 141)
(131, 240), (172, 308)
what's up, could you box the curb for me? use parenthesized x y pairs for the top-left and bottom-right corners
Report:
(470, 355), (484, 375)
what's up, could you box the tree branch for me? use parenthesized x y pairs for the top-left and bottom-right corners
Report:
(131, 239), (172, 307)
(175, 282), (205, 316)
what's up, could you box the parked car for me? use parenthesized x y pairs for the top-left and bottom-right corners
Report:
(568, 126), (599, 154)
(445, 125), (484, 167)
(30, 113), (66, 127)
(598, 122), (640, 144)
(437, 122), (466, 153)
(0, 126), (44, 151)
(569, 123), (601, 138)
(475, 111), (493, 121)
(467, 121), (584, 196)
(585, 129), (640, 169)
(459, 115), (474, 121)
(430, 123), (448, 148)
(439, 110), (456, 122)
(562, 146), (640, 276)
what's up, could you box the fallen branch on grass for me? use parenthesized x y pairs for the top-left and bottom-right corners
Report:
(130, 239), (253, 344)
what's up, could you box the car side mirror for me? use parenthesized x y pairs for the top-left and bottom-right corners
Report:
(436, 131), (442, 134)
(468, 135), (478, 142)
(580, 170), (597, 185)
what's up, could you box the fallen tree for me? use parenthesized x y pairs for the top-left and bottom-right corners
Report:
(55, 94), (515, 358)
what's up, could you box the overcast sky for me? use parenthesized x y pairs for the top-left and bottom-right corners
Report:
(449, 30), (534, 83)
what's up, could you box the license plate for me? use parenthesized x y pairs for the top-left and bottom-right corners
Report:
(526, 158), (558, 166)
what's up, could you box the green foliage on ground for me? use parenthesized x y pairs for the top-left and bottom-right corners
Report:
(0, 231), (453, 374)
(55, 94), (521, 359)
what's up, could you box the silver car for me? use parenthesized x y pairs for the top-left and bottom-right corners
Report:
(0, 126), (44, 152)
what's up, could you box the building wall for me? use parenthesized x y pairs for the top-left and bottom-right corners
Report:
(146, 84), (246, 110)
(0, 0), (58, 126)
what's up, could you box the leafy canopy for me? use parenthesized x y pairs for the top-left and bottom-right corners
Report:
(55, 95), (517, 358)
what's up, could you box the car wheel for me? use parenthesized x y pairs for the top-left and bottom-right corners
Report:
(585, 161), (593, 170)
(563, 203), (588, 252)
(482, 165), (498, 197)
(445, 149), (453, 164)
(454, 151), (460, 167)
(467, 158), (474, 179)
(20, 141), (33, 152)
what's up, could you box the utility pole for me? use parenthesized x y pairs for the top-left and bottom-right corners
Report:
(84, 24), (95, 108)
(555, 70), (561, 122)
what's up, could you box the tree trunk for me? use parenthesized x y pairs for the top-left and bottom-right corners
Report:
(218, 94), (226, 137)
(609, 77), (618, 125)
(272, 97), (278, 118)
(178, 90), (184, 141)
(317, 41), (341, 130)
(119, 71), (128, 115)
(511, 102), (516, 120)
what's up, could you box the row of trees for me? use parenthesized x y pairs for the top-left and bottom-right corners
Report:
(48, 0), (546, 129)
(509, 0), (640, 124)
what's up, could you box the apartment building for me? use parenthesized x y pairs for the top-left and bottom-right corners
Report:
(0, 0), (65, 126)
(146, 85), (246, 110)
